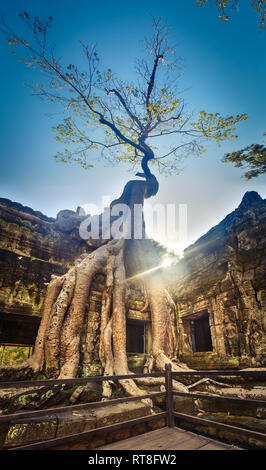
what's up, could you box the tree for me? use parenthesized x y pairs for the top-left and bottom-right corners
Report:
(1, 14), (247, 175)
(196, 0), (265, 29)
(222, 133), (266, 179)
(195, 3), (265, 179)
(0, 14), (247, 400)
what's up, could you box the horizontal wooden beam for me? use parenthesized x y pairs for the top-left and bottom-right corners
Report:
(173, 391), (266, 407)
(172, 370), (266, 377)
(0, 392), (165, 423)
(173, 411), (266, 442)
(0, 372), (164, 389)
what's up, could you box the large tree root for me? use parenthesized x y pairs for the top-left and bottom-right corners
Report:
(0, 237), (244, 410)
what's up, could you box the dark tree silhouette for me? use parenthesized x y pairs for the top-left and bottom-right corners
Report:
(222, 134), (266, 179)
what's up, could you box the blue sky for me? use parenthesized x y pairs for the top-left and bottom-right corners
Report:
(0, 0), (265, 253)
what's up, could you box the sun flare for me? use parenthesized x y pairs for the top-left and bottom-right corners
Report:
(126, 254), (175, 282)
(160, 255), (173, 268)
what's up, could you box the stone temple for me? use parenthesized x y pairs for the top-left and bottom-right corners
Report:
(171, 191), (266, 370)
(0, 191), (265, 371)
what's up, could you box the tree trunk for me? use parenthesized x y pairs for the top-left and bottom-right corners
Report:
(0, 177), (232, 402)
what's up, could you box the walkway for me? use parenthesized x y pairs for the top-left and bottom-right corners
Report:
(96, 426), (242, 450)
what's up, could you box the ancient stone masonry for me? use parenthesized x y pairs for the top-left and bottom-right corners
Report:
(0, 198), (92, 346)
(0, 198), (154, 369)
(170, 191), (266, 369)
(1, 192), (265, 448)
(0, 192), (265, 370)
(70, 273), (153, 377)
(79, 273), (105, 377)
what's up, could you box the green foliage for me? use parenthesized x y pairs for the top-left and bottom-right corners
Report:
(196, 0), (265, 29)
(191, 111), (248, 144)
(111, 386), (126, 399)
(0, 345), (32, 365)
(63, 384), (84, 396)
(1, 14), (248, 174)
(222, 133), (266, 178)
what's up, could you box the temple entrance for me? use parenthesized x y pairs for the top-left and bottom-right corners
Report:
(0, 312), (40, 346)
(191, 314), (213, 352)
(126, 321), (145, 353)
(0, 312), (38, 365)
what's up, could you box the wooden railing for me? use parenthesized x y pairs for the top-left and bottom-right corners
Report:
(171, 368), (266, 448)
(0, 365), (266, 450)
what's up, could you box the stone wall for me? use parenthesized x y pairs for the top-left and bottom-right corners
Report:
(1, 192), (265, 369)
(0, 198), (92, 345)
(0, 198), (152, 367)
(0, 400), (158, 449)
(171, 191), (266, 368)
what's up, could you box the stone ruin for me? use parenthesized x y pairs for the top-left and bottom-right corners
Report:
(0, 191), (265, 371)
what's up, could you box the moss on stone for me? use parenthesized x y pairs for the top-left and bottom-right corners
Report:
(81, 364), (103, 377)
(127, 354), (148, 373)
(5, 280), (45, 314)
(181, 352), (241, 370)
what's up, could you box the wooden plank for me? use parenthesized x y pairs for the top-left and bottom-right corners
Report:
(148, 428), (209, 451)
(95, 428), (184, 450)
(174, 411), (266, 442)
(2, 369), (266, 390)
(1, 369), (265, 389)
(130, 432), (190, 450)
(173, 391), (266, 408)
(0, 392), (165, 424)
(96, 427), (232, 451)
(96, 429), (170, 450)
(165, 364), (174, 427)
(198, 442), (237, 450)
(172, 370), (266, 377)
(167, 436), (209, 450)
(0, 372), (164, 389)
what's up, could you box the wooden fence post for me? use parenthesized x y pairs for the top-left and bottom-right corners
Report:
(165, 363), (174, 427)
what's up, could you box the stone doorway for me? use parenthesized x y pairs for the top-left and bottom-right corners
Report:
(191, 314), (213, 352)
(0, 312), (40, 346)
(126, 321), (145, 353)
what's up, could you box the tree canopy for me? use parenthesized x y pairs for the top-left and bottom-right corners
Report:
(222, 133), (266, 179)
(1, 14), (247, 176)
(195, 2), (265, 179)
(196, 0), (265, 29)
